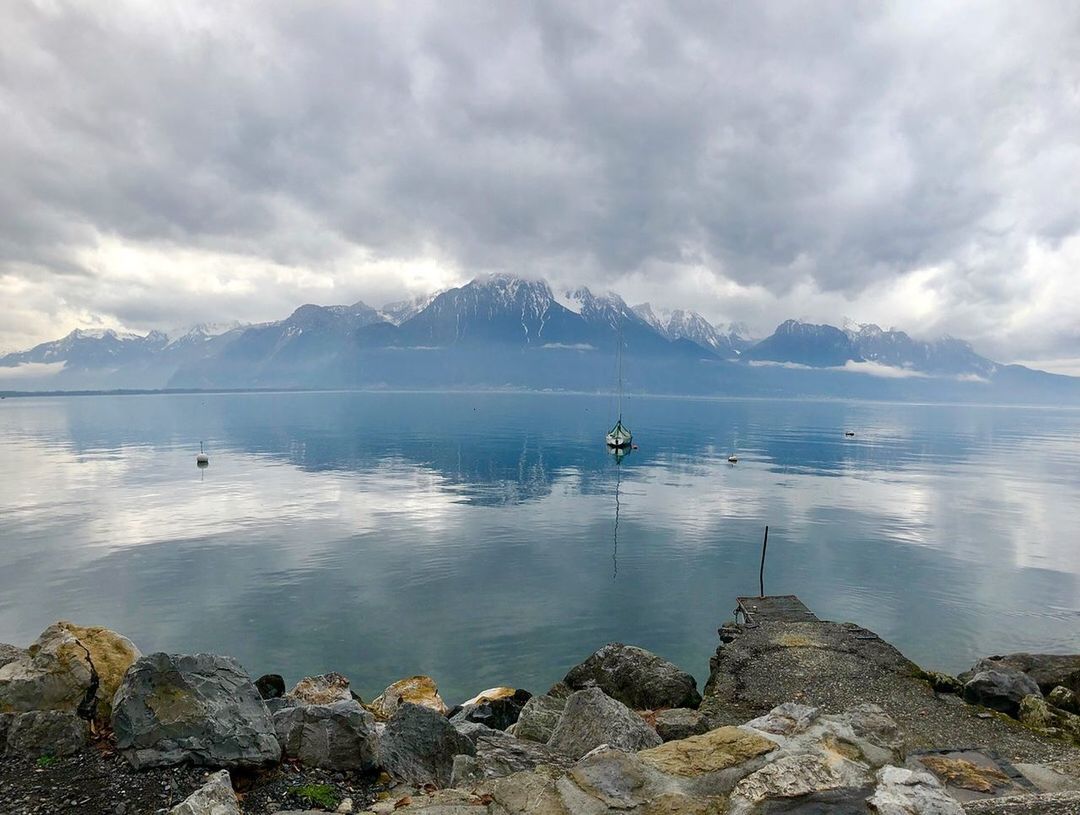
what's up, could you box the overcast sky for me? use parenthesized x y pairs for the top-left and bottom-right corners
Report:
(2, 2), (1079, 372)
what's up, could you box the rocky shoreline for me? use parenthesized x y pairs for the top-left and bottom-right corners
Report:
(2, 613), (1080, 814)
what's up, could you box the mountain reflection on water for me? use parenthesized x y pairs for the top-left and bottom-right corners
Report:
(1, 391), (1078, 704)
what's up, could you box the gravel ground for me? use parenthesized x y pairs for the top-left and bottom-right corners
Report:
(0, 741), (385, 815)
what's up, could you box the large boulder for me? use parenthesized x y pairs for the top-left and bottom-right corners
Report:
(168, 770), (240, 815)
(505, 694), (565, 744)
(0, 621), (140, 724)
(561, 643), (702, 710)
(369, 676), (447, 719)
(111, 652), (281, 769)
(379, 702), (475, 787)
(546, 687), (661, 760)
(962, 667), (1041, 717)
(449, 688), (532, 732)
(449, 722), (572, 786)
(3, 710), (89, 757)
(273, 700), (378, 770)
(1049, 685), (1080, 715)
(963, 654), (1080, 696)
(637, 726), (776, 777)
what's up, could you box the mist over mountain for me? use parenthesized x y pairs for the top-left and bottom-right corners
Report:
(2, 274), (1077, 404)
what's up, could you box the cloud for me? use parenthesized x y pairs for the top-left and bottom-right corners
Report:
(839, 361), (927, 379)
(1, 2), (1078, 366)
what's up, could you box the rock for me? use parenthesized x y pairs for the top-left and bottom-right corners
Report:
(653, 707), (710, 742)
(486, 768), (570, 815)
(744, 702), (818, 736)
(728, 752), (865, 811)
(379, 702), (475, 787)
(111, 652), (281, 769)
(546, 687), (661, 760)
(0, 644), (23, 669)
(0, 711), (12, 747)
(273, 700), (378, 770)
(637, 726), (776, 776)
(1017, 695), (1080, 742)
(962, 668), (1041, 717)
(561, 642), (702, 710)
(866, 765), (964, 814)
(370, 676), (448, 719)
(0, 621), (140, 724)
(964, 792), (1080, 815)
(256, 674), (286, 700)
(449, 722), (571, 785)
(962, 654), (1080, 696)
(923, 670), (964, 694)
(168, 770), (240, 815)
(3, 710), (89, 757)
(1048, 686), (1079, 715)
(285, 673), (353, 706)
(505, 694), (565, 744)
(449, 688), (531, 731)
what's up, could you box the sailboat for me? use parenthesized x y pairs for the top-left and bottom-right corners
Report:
(606, 323), (633, 449)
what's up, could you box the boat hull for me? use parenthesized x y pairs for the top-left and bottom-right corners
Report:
(606, 434), (632, 449)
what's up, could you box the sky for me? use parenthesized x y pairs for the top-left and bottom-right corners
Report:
(2, 1), (1079, 373)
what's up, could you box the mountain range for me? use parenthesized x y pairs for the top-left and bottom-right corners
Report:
(2, 273), (1077, 403)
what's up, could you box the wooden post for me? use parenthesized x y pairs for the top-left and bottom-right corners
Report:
(759, 525), (769, 598)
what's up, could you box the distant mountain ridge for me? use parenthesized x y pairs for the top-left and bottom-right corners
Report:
(1, 274), (1076, 403)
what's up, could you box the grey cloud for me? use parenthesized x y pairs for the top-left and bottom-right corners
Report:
(1, 1), (1079, 362)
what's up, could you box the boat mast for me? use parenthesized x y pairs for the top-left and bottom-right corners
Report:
(616, 318), (623, 422)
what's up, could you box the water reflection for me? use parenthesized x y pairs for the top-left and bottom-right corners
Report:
(0, 392), (1078, 704)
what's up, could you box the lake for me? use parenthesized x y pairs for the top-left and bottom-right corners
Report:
(1, 391), (1078, 705)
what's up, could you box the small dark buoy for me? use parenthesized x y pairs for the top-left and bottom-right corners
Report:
(845, 431), (855, 437)
(631, 444), (638, 450)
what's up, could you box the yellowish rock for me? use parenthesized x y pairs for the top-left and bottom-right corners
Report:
(461, 687), (518, 706)
(56, 622), (140, 721)
(638, 727), (776, 777)
(370, 676), (448, 719)
(0, 621), (139, 724)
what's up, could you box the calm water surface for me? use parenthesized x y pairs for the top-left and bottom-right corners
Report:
(1, 392), (1078, 703)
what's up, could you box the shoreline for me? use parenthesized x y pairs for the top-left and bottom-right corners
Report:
(2, 599), (1079, 814)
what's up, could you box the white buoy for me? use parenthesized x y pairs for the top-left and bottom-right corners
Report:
(196, 441), (209, 466)
(728, 454), (738, 463)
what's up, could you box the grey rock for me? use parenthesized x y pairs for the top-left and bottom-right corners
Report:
(168, 770), (240, 815)
(449, 722), (571, 785)
(562, 642), (702, 710)
(867, 765), (964, 814)
(745, 702), (819, 736)
(505, 694), (565, 744)
(273, 700), (378, 771)
(654, 707), (709, 742)
(0, 712), (12, 749)
(256, 674), (286, 700)
(962, 654), (1080, 696)
(0, 643), (23, 669)
(379, 702), (475, 787)
(1048, 686), (1079, 715)
(546, 687), (662, 760)
(4, 710), (89, 757)
(962, 668), (1042, 717)
(111, 652), (281, 769)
